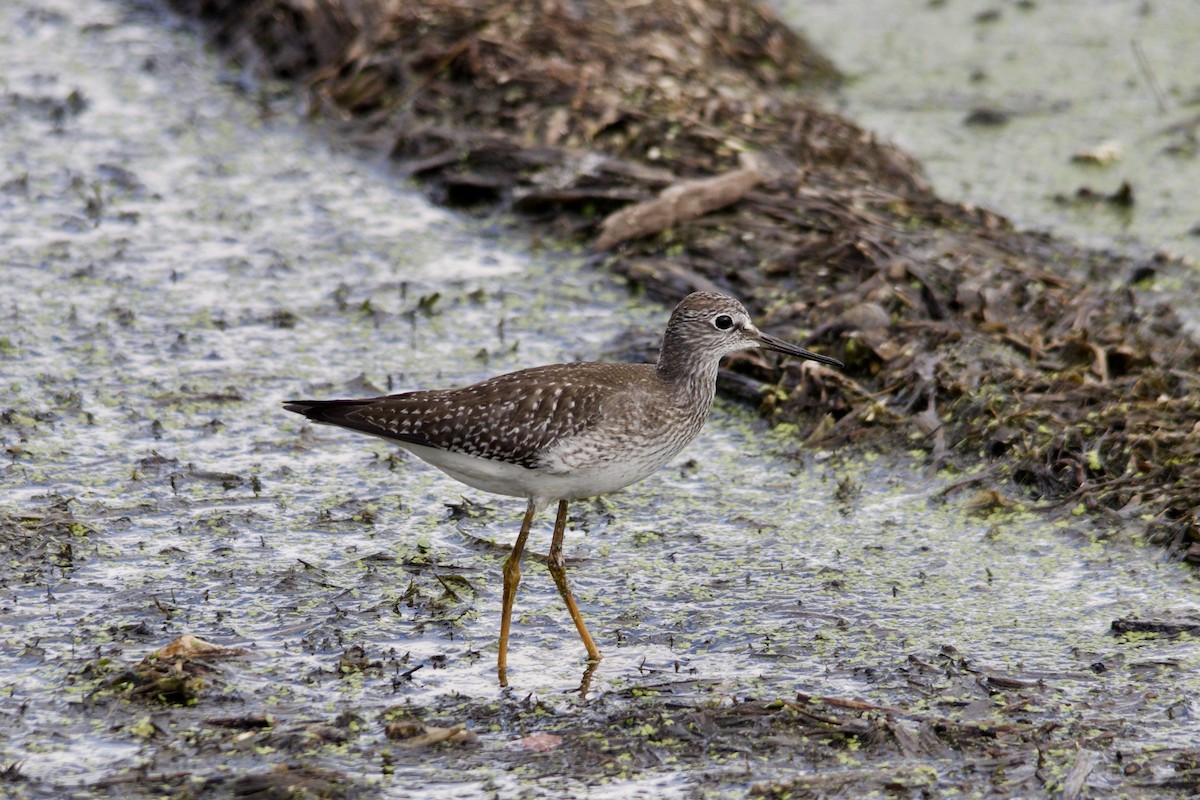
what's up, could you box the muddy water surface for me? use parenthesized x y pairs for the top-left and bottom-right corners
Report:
(3, 1), (1199, 798)
(777, 0), (1200, 323)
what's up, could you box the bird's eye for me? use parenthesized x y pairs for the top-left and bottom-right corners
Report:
(713, 314), (734, 330)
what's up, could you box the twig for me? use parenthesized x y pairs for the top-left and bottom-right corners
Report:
(1131, 39), (1168, 114)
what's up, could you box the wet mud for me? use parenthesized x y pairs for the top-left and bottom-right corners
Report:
(3, 1), (1200, 799)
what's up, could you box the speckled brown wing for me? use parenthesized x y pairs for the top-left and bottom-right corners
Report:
(285, 362), (655, 469)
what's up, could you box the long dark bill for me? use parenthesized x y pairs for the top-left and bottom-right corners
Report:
(755, 332), (844, 369)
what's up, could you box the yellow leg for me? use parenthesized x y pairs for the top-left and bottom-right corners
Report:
(547, 500), (602, 663)
(498, 499), (537, 687)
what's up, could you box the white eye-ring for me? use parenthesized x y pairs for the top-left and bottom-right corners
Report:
(713, 314), (734, 330)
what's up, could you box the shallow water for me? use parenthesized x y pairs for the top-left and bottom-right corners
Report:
(776, 0), (1200, 323)
(2, 1), (1199, 797)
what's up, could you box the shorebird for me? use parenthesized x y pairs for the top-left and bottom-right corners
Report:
(284, 292), (842, 684)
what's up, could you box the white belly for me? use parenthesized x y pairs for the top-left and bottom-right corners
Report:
(397, 437), (687, 504)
